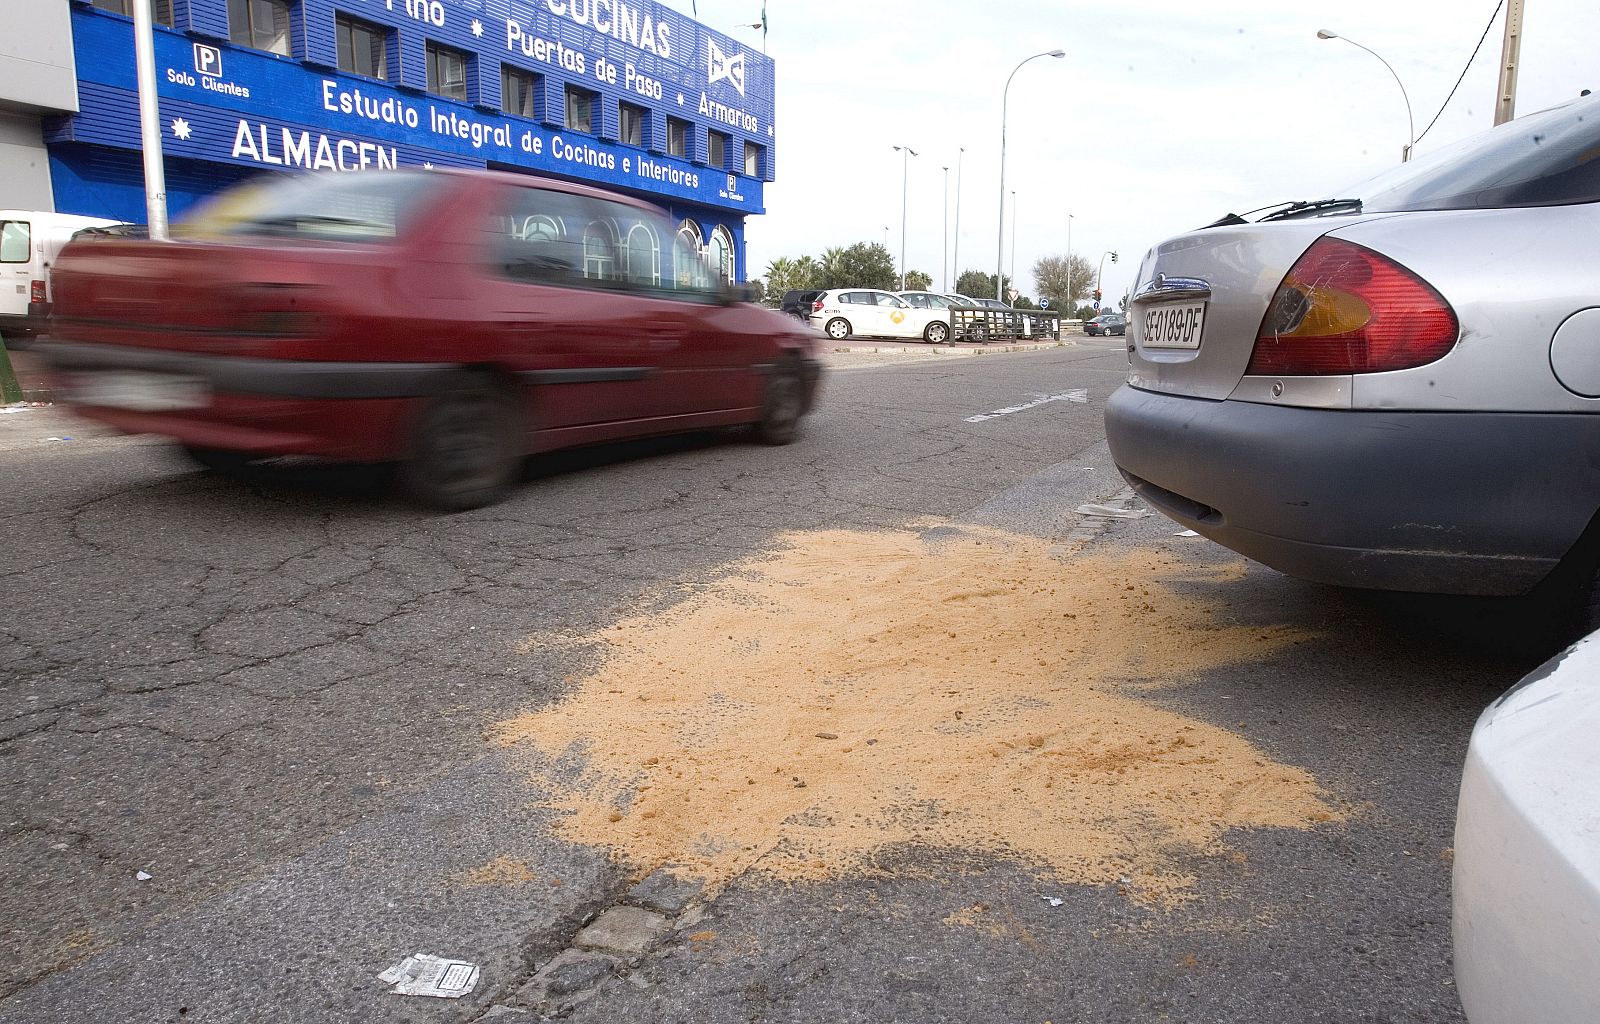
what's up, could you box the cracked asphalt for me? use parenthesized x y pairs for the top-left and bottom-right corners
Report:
(0, 339), (1543, 1022)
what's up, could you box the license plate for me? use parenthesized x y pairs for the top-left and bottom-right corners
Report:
(72, 371), (210, 411)
(1142, 301), (1206, 350)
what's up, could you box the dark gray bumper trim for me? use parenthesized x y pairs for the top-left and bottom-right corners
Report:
(519, 367), (653, 384)
(38, 340), (457, 400)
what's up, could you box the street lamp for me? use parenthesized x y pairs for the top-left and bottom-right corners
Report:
(1009, 190), (1017, 297)
(942, 164), (950, 292)
(893, 144), (918, 291)
(996, 49), (1065, 299)
(953, 147), (965, 290)
(1317, 29), (1414, 161)
(1066, 212), (1073, 311)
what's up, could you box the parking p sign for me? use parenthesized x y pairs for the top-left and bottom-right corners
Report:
(194, 43), (222, 78)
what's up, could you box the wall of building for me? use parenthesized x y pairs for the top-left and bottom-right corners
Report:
(0, 113), (58, 211)
(43, 0), (775, 280)
(0, 0), (82, 211)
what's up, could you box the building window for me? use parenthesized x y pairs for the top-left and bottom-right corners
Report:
(565, 86), (596, 133)
(707, 131), (728, 169)
(93, 0), (176, 24)
(336, 15), (387, 80)
(426, 42), (469, 101)
(707, 224), (735, 284)
(743, 141), (764, 177)
(229, 0), (290, 55)
(666, 118), (689, 158)
(619, 103), (647, 148)
(503, 66), (539, 118)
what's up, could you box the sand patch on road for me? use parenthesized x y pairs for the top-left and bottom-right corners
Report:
(493, 523), (1339, 904)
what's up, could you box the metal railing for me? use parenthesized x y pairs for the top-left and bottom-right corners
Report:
(947, 306), (1061, 343)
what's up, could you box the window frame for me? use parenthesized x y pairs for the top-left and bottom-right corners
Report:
(425, 40), (471, 101)
(707, 130), (728, 169)
(743, 141), (763, 177)
(619, 102), (648, 148)
(502, 65), (539, 118)
(228, 0), (292, 56)
(666, 118), (690, 159)
(335, 13), (388, 81)
(94, 0), (176, 25)
(564, 85), (597, 134)
(0, 221), (31, 264)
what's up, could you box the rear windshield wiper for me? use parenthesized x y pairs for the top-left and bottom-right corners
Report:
(1257, 198), (1364, 222)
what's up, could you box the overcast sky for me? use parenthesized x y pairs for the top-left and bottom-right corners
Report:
(670, 0), (1596, 304)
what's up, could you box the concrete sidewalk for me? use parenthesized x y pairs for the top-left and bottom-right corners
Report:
(1, 342), (52, 403)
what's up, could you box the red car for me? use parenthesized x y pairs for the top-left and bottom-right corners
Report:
(41, 169), (821, 509)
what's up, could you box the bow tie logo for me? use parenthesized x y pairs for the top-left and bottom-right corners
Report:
(707, 38), (746, 97)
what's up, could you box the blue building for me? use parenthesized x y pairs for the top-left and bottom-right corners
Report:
(10, 0), (775, 282)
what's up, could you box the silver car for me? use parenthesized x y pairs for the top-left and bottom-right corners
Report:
(1104, 93), (1600, 622)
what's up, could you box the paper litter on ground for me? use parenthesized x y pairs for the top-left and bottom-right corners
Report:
(1175, 529), (1200, 537)
(377, 953), (481, 998)
(1074, 504), (1152, 519)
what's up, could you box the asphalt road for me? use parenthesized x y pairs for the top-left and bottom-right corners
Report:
(0, 338), (1542, 1023)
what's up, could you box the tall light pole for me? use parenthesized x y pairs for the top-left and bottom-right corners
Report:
(953, 147), (964, 291)
(1317, 29), (1414, 161)
(942, 164), (950, 292)
(1066, 212), (1073, 311)
(1009, 190), (1017, 298)
(893, 144), (918, 291)
(132, 0), (168, 239)
(996, 49), (1065, 299)
(1493, 0), (1526, 125)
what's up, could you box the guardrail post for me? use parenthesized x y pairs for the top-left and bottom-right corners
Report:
(0, 333), (23, 405)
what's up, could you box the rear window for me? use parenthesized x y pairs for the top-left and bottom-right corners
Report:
(175, 171), (444, 242)
(0, 221), (29, 262)
(1352, 95), (1600, 212)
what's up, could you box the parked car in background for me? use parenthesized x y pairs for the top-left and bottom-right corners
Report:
(1453, 630), (1600, 1023)
(41, 169), (822, 510)
(810, 288), (949, 343)
(1084, 313), (1127, 336)
(1104, 92), (1600, 621)
(780, 288), (824, 322)
(0, 209), (121, 340)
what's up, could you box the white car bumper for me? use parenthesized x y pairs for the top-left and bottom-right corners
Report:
(1453, 633), (1600, 1023)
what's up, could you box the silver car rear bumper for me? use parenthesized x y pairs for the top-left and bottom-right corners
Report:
(1104, 383), (1600, 596)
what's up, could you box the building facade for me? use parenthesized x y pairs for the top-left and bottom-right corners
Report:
(11, 0), (775, 281)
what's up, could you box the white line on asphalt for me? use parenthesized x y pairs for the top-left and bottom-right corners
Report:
(964, 389), (1088, 423)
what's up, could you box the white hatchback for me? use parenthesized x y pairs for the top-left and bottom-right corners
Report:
(810, 288), (950, 344)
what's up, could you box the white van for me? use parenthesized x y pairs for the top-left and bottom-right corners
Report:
(1, 210), (124, 340)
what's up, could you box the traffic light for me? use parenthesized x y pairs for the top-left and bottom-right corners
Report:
(1093, 288), (1102, 302)
(1110, 252), (1118, 263)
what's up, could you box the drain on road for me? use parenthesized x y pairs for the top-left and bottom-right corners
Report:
(494, 523), (1341, 905)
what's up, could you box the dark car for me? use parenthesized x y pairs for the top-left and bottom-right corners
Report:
(780, 289), (824, 322)
(1084, 313), (1127, 336)
(41, 169), (822, 510)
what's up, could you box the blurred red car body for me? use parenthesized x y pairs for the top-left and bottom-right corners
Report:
(40, 169), (821, 509)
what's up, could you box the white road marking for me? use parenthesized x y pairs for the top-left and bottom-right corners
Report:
(964, 389), (1088, 423)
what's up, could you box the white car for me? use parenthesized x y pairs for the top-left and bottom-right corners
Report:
(1453, 631), (1600, 1022)
(809, 288), (950, 344)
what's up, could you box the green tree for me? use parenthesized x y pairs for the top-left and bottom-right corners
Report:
(1013, 295), (1036, 309)
(817, 242), (897, 290)
(903, 269), (932, 292)
(1032, 253), (1095, 310)
(953, 269), (1011, 300)
(763, 255), (821, 303)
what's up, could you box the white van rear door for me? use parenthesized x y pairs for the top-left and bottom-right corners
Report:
(1, 218), (33, 319)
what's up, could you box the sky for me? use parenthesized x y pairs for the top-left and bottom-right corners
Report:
(664, 0), (1597, 306)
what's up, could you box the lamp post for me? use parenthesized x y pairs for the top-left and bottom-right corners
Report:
(1009, 190), (1017, 298)
(1317, 29), (1414, 161)
(942, 164), (950, 292)
(953, 147), (964, 290)
(893, 144), (918, 291)
(996, 49), (1065, 299)
(1066, 212), (1073, 312)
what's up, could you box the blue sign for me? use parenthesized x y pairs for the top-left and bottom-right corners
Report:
(50, 1), (774, 214)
